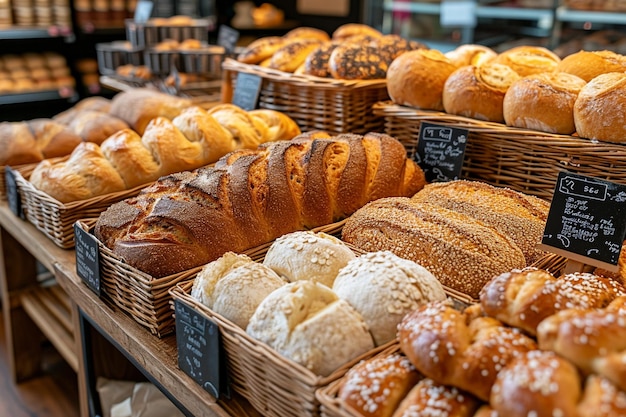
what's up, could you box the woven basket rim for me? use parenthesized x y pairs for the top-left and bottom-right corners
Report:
(223, 58), (387, 89)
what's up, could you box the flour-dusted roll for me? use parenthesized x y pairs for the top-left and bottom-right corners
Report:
(386, 49), (457, 111)
(333, 251), (446, 346)
(263, 231), (355, 288)
(503, 71), (586, 134)
(342, 198), (526, 299)
(574, 71), (626, 142)
(556, 49), (626, 82)
(443, 62), (521, 123)
(493, 45), (561, 77)
(444, 44), (497, 68)
(246, 280), (375, 376)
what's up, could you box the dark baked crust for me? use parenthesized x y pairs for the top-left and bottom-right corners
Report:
(303, 42), (340, 78)
(329, 44), (388, 80)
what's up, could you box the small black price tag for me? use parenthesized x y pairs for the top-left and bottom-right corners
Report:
(5, 167), (22, 218)
(74, 223), (101, 296)
(539, 171), (626, 271)
(414, 122), (468, 183)
(232, 72), (262, 111)
(175, 299), (229, 399)
(217, 25), (240, 54)
(134, 0), (153, 23)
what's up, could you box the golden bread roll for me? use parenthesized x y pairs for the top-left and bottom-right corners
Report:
(178, 38), (203, 50)
(537, 296), (626, 392)
(493, 45), (561, 77)
(481, 269), (626, 336)
(207, 104), (270, 148)
(246, 280), (375, 376)
(577, 375), (626, 417)
(237, 36), (287, 65)
(393, 379), (481, 417)
(503, 71), (586, 134)
(332, 23), (382, 42)
(284, 26), (330, 42)
(328, 44), (389, 80)
(58, 109), (129, 145)
(167, 15), (193, 25)
(268, 38), (323, 73)
(386, 49), (457, 111)
(191, 252), (286, 329)
(556, 49), (626, 82)
(95, 133), (425, 278)
(263, 231), (355, 288)
(412, 180), (550, 264)
(30, 142), (126, 203)
(574, 71), (626, 142)
(27, 118), (84, 160)
(398, 300), (538, 402)
(442, 62), (521, 122)
(339, 352), (421, 417)
(445, 44), (497, 68)
(490, 350), (582, 417)
(342, 198), (526, 299)
(333, 251), (446, 346)
(248, 108), (301, 141)
(303, 41), (340, 78)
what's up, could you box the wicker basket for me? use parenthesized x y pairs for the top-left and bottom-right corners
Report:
(14, 167), (147, 249)
(221, 59), (389, 135)
(374, 101), (626, 202)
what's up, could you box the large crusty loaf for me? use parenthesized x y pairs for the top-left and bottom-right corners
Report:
(411, 180), (550, 264)
(94, 132), (425, 278)
(30, 105), (299, 203)
(556, 49), (626, 82)
(341, 198), (526, 299)
(0, 118), (83, 166)
(54, 109), (130, 145)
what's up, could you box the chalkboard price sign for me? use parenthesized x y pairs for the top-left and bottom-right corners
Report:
(414, 122), (468, 182)
(5, 167), (23, 218)
(74, 223), (101, 296)
(217, 25), (240, 53)
(539, 171), (626, 271)
(175, 300), (227, 399)
(232, 72), (262, 111)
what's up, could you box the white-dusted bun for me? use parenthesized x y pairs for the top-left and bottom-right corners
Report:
(557, 50), (626, 82)
(503, 71), (586, 134)
(386, 49), (457, 111)
(191, 252), (287, 328)
(445, 44), (497, 68)
(263, 231), (356, 287)
(333, 251), (446, 346)
(443, 62), (521, 123)
(574, 72), (626, 143)
(246, 281), (375, 376)
(493, 45), (561, 77)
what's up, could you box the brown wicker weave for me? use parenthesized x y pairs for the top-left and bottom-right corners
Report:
(14, 167), (148, 249)
(221, 58), (389, 135)
(374, 101), (626, 202)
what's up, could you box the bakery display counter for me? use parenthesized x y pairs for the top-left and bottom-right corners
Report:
(0, 88), (78, 105)
(0, 204), (260, 417)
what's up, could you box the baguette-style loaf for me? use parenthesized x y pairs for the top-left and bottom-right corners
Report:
(341, 198), (527, 299)
(94, 132), (425, 278)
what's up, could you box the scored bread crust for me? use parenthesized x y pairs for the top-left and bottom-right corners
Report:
(492, 45), (561, 77)
(556, 49), (626, 82)
(94, 133), (425, 278)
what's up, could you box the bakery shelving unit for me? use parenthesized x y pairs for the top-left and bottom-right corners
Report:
(550, 5), (626, 49)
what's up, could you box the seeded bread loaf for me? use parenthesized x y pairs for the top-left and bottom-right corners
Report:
(94, 132), (425, 278)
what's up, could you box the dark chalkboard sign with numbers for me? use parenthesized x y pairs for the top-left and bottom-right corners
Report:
(175, 299), (229, 399)
(5, 167), (22, 218)
(217, 25), (239, 53)
(74, 223), (101, 296)
(539, 171), (626, 272)
(414, 122), (468, 183)
(232, 72), (262, 111)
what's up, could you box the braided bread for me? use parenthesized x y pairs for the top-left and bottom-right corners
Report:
(30, 105), (300, 203)
(94, 132), (425, 277)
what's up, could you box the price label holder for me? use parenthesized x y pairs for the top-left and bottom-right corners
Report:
(539, 171), (626, 273)
(175, 299), (229, 399)
(232, 72), (262, 111)
(134, 0), (153, 23)
(414, 122), (468, 183)
(5, 167), (23, 218)
(217, 25), (240, 54)
(74, 222), (101, 296)
(440, 0), (477, 28)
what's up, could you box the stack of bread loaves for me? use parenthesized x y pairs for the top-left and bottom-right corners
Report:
(95, 131), (425, 278)
(236, 23), (427, 80)
(30, 103), (301, 203)
(190, 232), (446, 376)
(342, 180), (549, 299)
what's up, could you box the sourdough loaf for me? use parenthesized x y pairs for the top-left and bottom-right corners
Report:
(94, 133), (425, 278)
(341, 198), (526, 299)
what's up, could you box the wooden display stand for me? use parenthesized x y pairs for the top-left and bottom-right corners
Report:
(0, 203), (259, 417)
